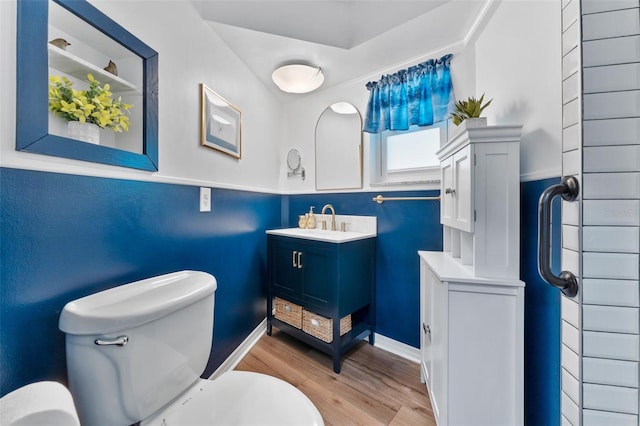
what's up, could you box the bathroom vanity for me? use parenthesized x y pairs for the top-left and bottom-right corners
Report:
(266, 223), (376, 373)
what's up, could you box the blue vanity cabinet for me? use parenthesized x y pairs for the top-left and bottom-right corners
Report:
(267, 234), (375, 373)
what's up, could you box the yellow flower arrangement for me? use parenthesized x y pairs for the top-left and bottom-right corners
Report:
(48, 73), (132, 132)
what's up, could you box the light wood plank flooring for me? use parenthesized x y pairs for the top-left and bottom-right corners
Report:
(234, 329), (436, 426)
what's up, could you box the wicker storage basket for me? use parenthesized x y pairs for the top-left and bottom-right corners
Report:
(302, 310), (352, 343)
(274, 297), (303, 329)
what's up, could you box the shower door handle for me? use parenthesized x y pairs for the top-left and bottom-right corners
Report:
(538, 176), (579, 297)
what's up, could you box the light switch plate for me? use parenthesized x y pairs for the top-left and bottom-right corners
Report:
(200, 187), (211, 212)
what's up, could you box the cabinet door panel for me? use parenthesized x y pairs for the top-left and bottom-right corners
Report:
(441, 157), (454, 226)
(430, 273), (446, 424)
(302, 246), (334, 312)
(421, 263), (434, 385)
(271, 241), (302, 301)
(453, 145), (474, 232)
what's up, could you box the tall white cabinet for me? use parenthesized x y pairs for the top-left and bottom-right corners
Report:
(420, 125), (525, 425)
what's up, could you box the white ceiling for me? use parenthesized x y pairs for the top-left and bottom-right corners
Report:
(192, 1), (488, 101)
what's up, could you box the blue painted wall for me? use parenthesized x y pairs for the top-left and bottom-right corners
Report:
(521, 177), (562, 426)
(285, 191), (442, 347)
(1, 167), (561, 425)
(0, 167), (280, 395)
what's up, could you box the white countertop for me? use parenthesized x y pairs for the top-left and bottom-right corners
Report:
(419, 251), (525, 287)
(267, 228), (376, 243)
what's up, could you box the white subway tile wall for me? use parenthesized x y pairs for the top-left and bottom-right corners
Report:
(582, 278), (640, 307)
(581, 8), (640, 40)
(582, 118), (640, 146)
(582, 173), (640, 199)
(563, 320), (581, 354)
(582, 305), (639, 334)
(563, 342), (582, 379)
(563, 368), (581, 404)
(582, 35), (640, 67)
(583, 357), (639, 388)
(582, 383), (638, 414)
(583, 226), (640, 253)
(563, 124), (580, 152)
(583, 63), (640, 94)
(583, 409), (637, 426)
(562, 390), (581, 425)
(583, 145), (640, 171)
(583, 200), (640, 226)
(583, 331), (639, 361)
(561, 1), (640, 423)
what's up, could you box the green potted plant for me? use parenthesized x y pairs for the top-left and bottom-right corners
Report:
(451, 94), (492, 127)
(48, 73), (132, 144)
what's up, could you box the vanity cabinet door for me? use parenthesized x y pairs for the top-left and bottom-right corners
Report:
(270, 238), (335, 313)
(300, 244), (335, 315)
(271, 240), (304, 302)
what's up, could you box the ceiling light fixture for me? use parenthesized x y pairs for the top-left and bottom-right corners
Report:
(271, 64), (324, 94)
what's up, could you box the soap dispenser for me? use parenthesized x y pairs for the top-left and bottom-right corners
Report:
(306, 207), (316, 229)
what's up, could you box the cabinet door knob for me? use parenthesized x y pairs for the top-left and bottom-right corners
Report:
(292, 251), (297, 268)
(422, 323), (431, 335)
(297, 252), (303, 269)
(444, 187), (456, 195)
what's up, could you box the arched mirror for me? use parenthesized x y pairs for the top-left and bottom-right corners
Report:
(315, 102), (362, 190)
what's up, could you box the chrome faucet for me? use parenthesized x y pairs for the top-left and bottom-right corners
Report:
(321, 204), (337, 231)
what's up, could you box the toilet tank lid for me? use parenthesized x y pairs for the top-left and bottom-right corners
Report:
(59, 270), (217, 335)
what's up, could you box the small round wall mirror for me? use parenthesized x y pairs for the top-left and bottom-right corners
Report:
(286, 148), (305, 180)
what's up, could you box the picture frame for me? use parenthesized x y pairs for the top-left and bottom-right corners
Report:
(200, 84), (242, 159)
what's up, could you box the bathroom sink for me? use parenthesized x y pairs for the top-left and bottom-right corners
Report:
(266, 228), (375, 243)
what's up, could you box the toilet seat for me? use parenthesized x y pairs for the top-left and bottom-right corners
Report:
(142, 371), (324, 426)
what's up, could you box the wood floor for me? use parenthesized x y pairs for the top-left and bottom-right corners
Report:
(234, 329), (436, 426)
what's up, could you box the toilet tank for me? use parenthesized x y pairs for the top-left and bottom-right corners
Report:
(59, 271), (217, 426)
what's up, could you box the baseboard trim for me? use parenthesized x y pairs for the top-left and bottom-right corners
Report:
(208, 318), (267, 379)
(208, 320), (421, 379)
(373, 333), (421, 364)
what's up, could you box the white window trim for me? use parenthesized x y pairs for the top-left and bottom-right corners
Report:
(370, 120), (449, 186)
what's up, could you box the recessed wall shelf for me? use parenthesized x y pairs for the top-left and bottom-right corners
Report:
(17, 0), (158, 171)
(48, 45), (139, 93)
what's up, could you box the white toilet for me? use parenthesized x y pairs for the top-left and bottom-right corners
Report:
(58, 270), (324, 426)
(0, 381), (80, 426)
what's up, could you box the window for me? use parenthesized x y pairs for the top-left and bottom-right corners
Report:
(370, 120), (449, 185)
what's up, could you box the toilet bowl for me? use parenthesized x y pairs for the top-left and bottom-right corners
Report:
(58, 270), (323, 426)
(143, 372), (320, 426)
(0, 381), (80, 426)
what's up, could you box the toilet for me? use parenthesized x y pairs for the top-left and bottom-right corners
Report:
(58, 270), (324, 426)
(0, 381), (80, 426)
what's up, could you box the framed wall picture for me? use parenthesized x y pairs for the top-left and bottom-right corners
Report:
(200, 84), (242, 159)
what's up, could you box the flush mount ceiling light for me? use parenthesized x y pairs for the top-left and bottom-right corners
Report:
(271, 64), (325, 94)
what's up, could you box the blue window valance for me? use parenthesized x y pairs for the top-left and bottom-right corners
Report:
(363, 54), (455, 133)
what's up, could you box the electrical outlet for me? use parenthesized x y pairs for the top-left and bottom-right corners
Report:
(200, 187), (211, 212)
